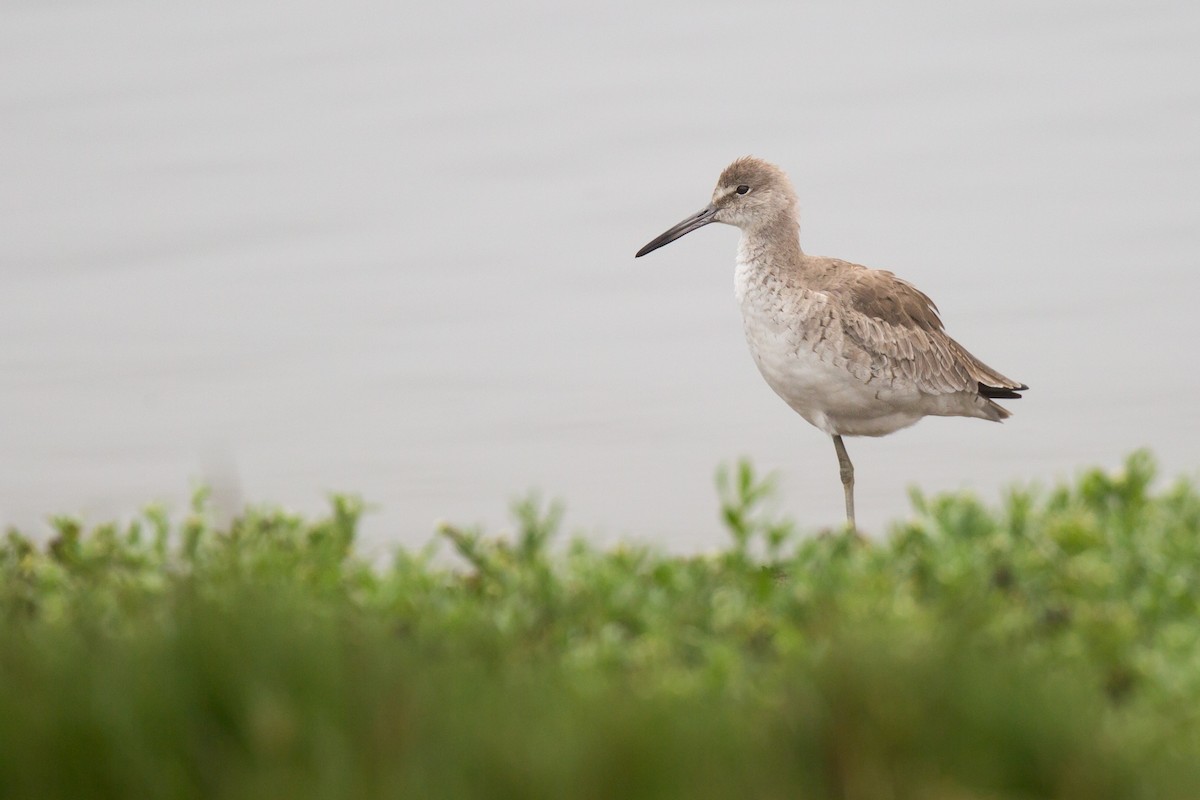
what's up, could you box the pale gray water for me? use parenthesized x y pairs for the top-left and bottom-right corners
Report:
(2, 0), (1198, 552)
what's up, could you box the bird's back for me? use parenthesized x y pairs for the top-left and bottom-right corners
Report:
(735, 251), (1025, 436)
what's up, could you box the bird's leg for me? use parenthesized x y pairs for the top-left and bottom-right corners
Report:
(832, 435), (856, 531)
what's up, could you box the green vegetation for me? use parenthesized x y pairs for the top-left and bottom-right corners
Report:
(2, 451), (1200, 799)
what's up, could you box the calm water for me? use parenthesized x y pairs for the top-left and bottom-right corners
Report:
(2, 0), (1198, 552)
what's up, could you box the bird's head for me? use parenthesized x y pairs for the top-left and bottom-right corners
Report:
(635, 156), (798, 258)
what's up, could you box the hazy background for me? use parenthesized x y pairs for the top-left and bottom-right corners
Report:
(2, 0), (1197, 553)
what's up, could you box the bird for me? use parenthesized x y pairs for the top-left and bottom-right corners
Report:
(634, 157), (1026, 531)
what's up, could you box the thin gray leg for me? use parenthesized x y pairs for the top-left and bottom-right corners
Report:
(832, 435), (856, 530)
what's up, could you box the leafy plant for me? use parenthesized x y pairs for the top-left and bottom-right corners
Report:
(1, 451), (1198, 798)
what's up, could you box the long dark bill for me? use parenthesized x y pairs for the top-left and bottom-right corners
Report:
(634, 204), (718, 258)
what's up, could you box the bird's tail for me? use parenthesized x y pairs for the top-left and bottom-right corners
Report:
(980, 397), (1013, 421)
(979, 382), (1027, 400)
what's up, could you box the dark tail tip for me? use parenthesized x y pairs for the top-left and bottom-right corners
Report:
(979, 382), (1028, 400)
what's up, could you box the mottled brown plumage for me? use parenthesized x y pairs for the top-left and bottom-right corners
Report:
(797, 258), (1023, 416)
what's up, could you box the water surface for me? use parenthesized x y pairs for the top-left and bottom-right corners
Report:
(2, 1), (1198, 551)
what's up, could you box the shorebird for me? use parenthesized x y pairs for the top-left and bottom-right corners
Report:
(635, 157), (1026, 530)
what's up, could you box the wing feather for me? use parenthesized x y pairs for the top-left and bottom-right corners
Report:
(804, 261), (1026, 397)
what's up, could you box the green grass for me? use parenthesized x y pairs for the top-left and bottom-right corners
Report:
(3, 450), (1200, 798)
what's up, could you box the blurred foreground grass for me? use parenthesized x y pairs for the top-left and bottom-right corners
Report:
(3, 451), (1200, 798)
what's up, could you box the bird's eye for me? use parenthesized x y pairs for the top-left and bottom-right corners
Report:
(736, 185), (750, 195)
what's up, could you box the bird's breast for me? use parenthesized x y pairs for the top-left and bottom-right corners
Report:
(733, 255), (922, 437)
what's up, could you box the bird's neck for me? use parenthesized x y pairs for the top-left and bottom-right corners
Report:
(736, 213), (805, 276)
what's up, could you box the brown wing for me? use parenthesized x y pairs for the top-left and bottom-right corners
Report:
(818, 262), (1026, 397)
